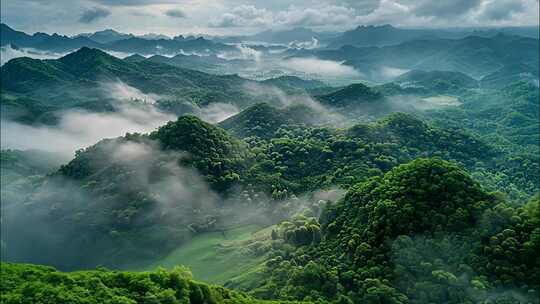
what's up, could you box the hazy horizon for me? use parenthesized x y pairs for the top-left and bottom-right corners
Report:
(2, 0), (539, 37)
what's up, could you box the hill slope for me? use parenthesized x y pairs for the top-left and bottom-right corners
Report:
(395, 69), (478, 92)
(0, 47), (259, 122)
(315, 83), (383, 107)
(0, 263), (292, 304)
(255, 158), (540, 303)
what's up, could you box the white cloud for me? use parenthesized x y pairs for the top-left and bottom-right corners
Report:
(0, 45), (66, 65)
(210, 5), (273, 27)
(210, 4), (359, 29)
(280, 57), (362, 78)
(101, 80), (163, 104)
(194, 103), (239, 123)
(0, 106), (174, 157)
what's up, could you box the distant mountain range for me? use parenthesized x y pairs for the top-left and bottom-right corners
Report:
(214, 27), (339, 45)
(0, 23), (233, 55)
(75, 29), (172, 44)
(326, 24), (539, 48)
(3, 23), (538, 56)
(299, 33), (539, 80)
(74, 29), (135, 44)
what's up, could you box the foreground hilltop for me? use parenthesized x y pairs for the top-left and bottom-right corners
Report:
(0, 263), (303, 304)
(251, 158), (540, 303)
(3, 110), (532, 271)
(3, 158), (537, 303)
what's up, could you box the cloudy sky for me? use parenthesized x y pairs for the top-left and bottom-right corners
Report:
(1, 0), (538, 36)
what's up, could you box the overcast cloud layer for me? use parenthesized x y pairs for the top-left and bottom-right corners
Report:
(1, 0), (538, 36)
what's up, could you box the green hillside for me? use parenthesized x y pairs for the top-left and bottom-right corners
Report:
(3, 109), (536, 272)
(0, 263), (303, 304)
(315, 83), (383, 107)
(395, 70), (478, 92)
(144, 225), (266, 285)
(0, 48), (258, 123)
(253, 159), (540, 303)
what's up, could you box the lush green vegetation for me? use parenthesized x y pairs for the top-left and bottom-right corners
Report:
(249, 159), (540, 303)
(0, 48), (258, 123)
(425, 81), (539, 201)
(3, 104), (537, 271)
(0, 263), (302, 304)
(315, 83), (383, 107)
(144, 225), (266, 285)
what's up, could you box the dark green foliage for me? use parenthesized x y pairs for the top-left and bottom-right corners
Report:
(2, 106), (535, 274)
(256, 159), (539, 303)
(219, 103), (317, 139)
(470, 196), (540, 288)
(244, 111), (502, 195)
(149, 116), (250, 191)
(426, 81), (539, 201)
(328, 159), (489, 244)
(316, 83), (383, 107)
(219, 103), (293, 139)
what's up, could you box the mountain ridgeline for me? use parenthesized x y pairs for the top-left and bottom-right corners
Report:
(1, 23), (233, 55)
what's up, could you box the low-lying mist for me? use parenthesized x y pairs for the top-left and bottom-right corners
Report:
(242, 82), (351, 127)
(280, 57), (362, 78)
(0, 103), (174, 157)
(0, 45), (136, 66)
(101, 80), (164, 104)
(0, 133), (343, 270)
(0, 45), (66, 65)
(0, 79), (244, 156)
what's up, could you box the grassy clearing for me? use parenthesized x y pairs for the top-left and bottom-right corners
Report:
(144, 224), (268, 285)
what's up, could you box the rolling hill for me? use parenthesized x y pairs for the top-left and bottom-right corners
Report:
(0, 47), (260, 123)
(254, 158), (539, 302)
(480, 63), (540, 88)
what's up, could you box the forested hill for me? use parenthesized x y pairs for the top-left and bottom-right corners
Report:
(0, 263), (302, 304)
(2, 159), (539, 303)
(0, 47), (257, 111)
(253, 158), (540, 303)
(2, 108), (537, 271)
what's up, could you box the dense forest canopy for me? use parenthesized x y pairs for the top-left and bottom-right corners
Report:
(1, 17), (539, 304)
